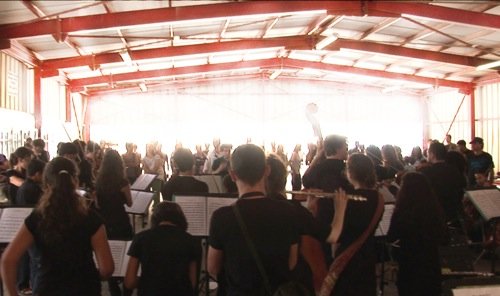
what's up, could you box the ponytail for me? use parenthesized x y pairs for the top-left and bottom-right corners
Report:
(37, 157), (87, 245)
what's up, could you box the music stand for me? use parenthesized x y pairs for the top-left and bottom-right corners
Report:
(174, 193), (237, 296)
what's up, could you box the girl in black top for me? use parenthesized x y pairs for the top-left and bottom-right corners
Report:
(327, 153), (380, 296)
(125, 201), (201, 296)
(387, 172), (446, 296)
(5, 147), (32, 204)
(96, 149), (134, 296)
(0, 157), (114, 296)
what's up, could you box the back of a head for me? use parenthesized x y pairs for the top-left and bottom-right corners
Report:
(347, 153), (376, 189)
(173, 148), (194, 172)
(324, 135), (347, 157)
(365, 145), (382, 165)
(428, 142), (447, 161)
(39, 157), (85, 243)
(445, 150), (466, 174)
(58, 142), (78, 157)
(27, 158), (46, 177)
(97, 149), (125, 190)
(33, 138), (45, 149)
(151, 201), (188, 231)
(230, 144), (266, 186)
(11, 146), (33, 166)
(266, 154), (287, 194)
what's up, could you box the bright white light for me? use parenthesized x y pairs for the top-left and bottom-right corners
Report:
(476, 60), (500, 71)
(119, 51), (132, 65)
(315, 34), (339, 50)
(139, 83), (147, 92)
(269, 69), (282, 80)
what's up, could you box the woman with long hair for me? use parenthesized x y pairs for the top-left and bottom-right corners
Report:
(124, 201), (201, 296)
(387, 172), (446, 296)
(0, 157), (114, 295)
(96, 149), (134, 296)
(5, 147), (33, 204)
(325, 153), (383, 296)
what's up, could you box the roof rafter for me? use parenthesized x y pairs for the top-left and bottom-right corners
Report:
(68, 57), (473, 92)
(40, 36), (495, 77)
(2, 1), (500, 40)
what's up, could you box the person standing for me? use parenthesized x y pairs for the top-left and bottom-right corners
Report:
(387, 172), (446, 296)
(208, 144), (300, 294)
(0, 157), (114, 296)
(467, 137), (495, 187)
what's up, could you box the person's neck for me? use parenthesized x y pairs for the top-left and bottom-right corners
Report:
(473, 150), (483, 155)
(178, 171), (193, 176)
(158, 221), (176, 227)
(237, 181), (266, 199)
(326, 155), (343, 160)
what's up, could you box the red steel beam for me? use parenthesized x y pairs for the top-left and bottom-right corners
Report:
(1, 39), (39, 67)
(365, 2), (500, 29)
(42, 35), (494, 77)
(41, 36), (314, 76)
(3, 1), (499, 40)
(284, 59), (472, 91)
(0, 1), (361, 39)
(68, 58), (283, 91)
(331, 38), (493, 68)
(68, 57), (473, 92)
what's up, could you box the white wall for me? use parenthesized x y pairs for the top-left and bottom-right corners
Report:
(89, 79), (424, 156)
(475, 83), (500, 171)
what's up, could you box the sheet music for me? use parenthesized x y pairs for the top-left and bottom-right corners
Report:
(207, 197), (236, 232)
(0, 208), (33, 243)
(125, 190), (154, 214)
(378, 186), (396, 204)
(452, 286), (500, 296)
(375, 204), (394, 237)
(108, 240), (129, 277)
(194, 175), (226, 194)
(175, 195), (207, 236)
(131, 174), (157, 191)
(466, 189), (500, 221)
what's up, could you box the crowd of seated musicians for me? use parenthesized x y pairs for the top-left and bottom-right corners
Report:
(0, 133), (497, 296)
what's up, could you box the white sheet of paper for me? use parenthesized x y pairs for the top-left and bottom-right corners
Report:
(125, 191), (154, 214)
(175, 195), (207, 236)
(131, 174), (156, 191)
(452, 286), (500, 296)
(0, 208), (33, 243)
(467, 189), (500, 220)
(375, 204), (394, 237)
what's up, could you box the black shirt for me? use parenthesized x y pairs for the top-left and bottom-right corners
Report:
(16, 178), (43, 205)
(96, 178), (133, 239)
(301, 158), (353, 264)
(128, 224), (201, 296)
(333, 189), (380, 296)
(161, 175), (209, 201)
(467, 152), (495, 186)
(25, 209), (103, 296)
(4, 169), (26, 205)
(420, 162), (466, 222)
(209, 197), (300, 295)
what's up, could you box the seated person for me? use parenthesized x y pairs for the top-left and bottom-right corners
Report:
(124, 201), (201, 296)
(161, 148), (208, 201)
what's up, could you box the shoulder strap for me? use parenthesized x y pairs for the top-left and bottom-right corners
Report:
(232, 202), (273, 295)
(319, 192), (385, 296)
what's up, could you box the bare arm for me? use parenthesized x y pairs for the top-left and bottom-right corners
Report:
(327, 189), (348, 244)
(124, 256), (140, 290)
(9, 175), (24, 187)
(121, 184), (133, 207)
(0, 225), (34, 296)
(207, 246), (223, 279)
(189, 261), (198, 290)
(91, 225), (114, 279)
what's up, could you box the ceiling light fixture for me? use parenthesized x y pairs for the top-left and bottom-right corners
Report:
(315, 34), (339, 50)
(476, 60), (500, 71)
